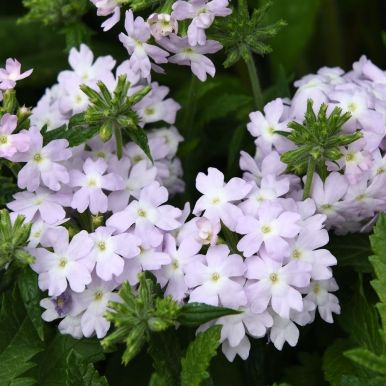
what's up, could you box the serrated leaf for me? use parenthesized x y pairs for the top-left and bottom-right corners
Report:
(341, 375), (386, 386)
(344, 347), (386, 375)
(65, 350), (108, 386)
(178, 303), (240, 327)
(180, 325), (221, 386)
(17, 269), (44, 341)
(0, 287), (42, 385)
(125, 126), (153, 162)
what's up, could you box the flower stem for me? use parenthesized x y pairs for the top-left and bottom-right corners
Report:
(244, 49), (264, 111)
(114, 126), (123, 160)
(303, 157), (316, 200)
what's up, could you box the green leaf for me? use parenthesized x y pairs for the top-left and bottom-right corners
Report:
(328, 233), (373, 273)
(125, 125), (153, 162)
(148, 330), (182, 386)
(65, 350), (108, 386)
(341, 375), (386, 386)
(149, 373), (169, 386)
(180, 325), (221, 386)
(344, 347), (386, 375)
(0, 287), (42, 385)
(178, 303), (240, 327)
(323, 339), (362, 386)
(17, 269), (44, 341)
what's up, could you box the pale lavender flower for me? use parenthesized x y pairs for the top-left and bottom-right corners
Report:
(172, 0), (231, 46)
(31, 230), (94, 296)
(0, 58), (33, 90)
(28, 220), (67, 248)
(88, 226), (141, 281)
(246, 255), (310, 318)
(185, 244), (247, 308)
(90, 0), (121, 31)
(0, 113), (30, 160)
(134, 82), (181, 125)
(159, 34), (222, 81)
(236, 202), (301, 259)
(7, 188), (71, 224)
(70, 158), (124, 214)
(155, 234), (201, 301)
(119, 10), (169, 78)
(193, 167), (251, 230)
(15, 127), (71, 192)
(107, 181), (181, 247)
(78, 277), (120, 338)
(269, 314), (299, 350)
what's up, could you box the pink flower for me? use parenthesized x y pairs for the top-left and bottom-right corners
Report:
(0, 114), (30, 159)
(107, 181), (181, 247)
(31, 230), (94, 296)
(0, 58), (33, 90)
(15, 127), (71, 192)
(70, 158), (124, 214)
(193, 167), (251, 230)
(185, 244), (247, 308)
(236, 202), (301, 258)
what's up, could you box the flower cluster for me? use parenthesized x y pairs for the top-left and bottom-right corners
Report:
(90, 0), (230, 81)
(246, 56), (386, 234)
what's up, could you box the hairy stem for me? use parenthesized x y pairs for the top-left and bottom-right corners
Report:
(244, 49), (264, 111)
(303, 157), (316, 200)
(114, 126), (123, 160)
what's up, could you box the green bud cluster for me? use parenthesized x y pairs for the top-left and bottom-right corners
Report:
(80, 75), (152, 160)
(0, 209), (34, 269)
(211, 0), (286, 68)
(278, 99), (362, 199)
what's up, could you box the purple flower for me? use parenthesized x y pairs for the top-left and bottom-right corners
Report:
(15, 127), (71, 192)
(0, 58), (33, 90)
(148, 13), (178, 40)
(269, 314), (299, 350)
(246, 255), (310, 318)
(185, 244), (247, 308)
(89, 226), (141, 281)
(31, 230), (94, 296)
(193, 167), (251, 230)
(70, 158), (124, 214)
(0, 114), (30, 159)
(172, 0), (231, 46)
(236, 202), (301, 258)
(7, 188), (70, 224)
(91, 0), (121, 31)
(107, 181), (181, 247)
(159, 34), (222, 81)
(119, 10), (169, 79)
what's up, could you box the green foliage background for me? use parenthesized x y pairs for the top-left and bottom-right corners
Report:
(1, 1), (386, 385)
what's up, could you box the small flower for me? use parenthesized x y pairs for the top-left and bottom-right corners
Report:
(88, 226), (141, 281)
(31, 230), (94, 296)
(70, 158), (124, 214)
(15, 127), (72, 192)
(0, 58), (33, 90)
(193, 167), (251, 230)
(0, 113), (30, 160)
(159, 34), (222, 81)
(119, 10), (169, 79)
(185, 244), (247, 308)
(269, 314), (299, 350)
(106, 181), (181, 247)
(148, 13), (178, 40)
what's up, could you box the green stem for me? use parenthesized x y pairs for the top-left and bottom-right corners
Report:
(244, 49), (264, 111)
(303, 157), (316, 200)
(182, 75), (199, 140)
(114, 126), (123, 160)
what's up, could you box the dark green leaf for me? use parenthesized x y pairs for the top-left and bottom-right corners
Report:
(180, 325), (221, 386)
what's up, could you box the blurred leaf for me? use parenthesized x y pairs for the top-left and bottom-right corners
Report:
(341, 375), (386, 386)
(0, 287), (42, 385)
(66, 350), (108, 386)
(17, 269), (44, 341)
(262, 0), (321, 75)
(344, 347), (386, 375)
(180, 325), (221, 386)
